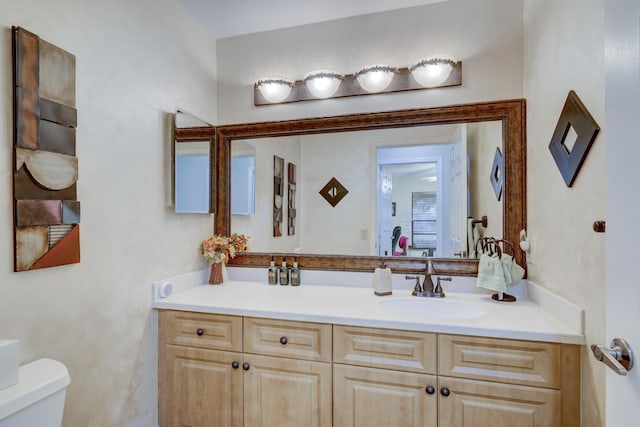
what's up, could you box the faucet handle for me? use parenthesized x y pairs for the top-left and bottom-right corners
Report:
(405, 275), (422, 294)
(434, 276), (452, 297)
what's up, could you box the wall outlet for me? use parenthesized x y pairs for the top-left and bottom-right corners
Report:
(360, 229), (368, 240)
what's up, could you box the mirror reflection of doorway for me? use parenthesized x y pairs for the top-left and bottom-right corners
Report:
(376, 144), (452, 257)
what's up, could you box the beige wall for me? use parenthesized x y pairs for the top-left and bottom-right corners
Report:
(0, 1), (216, 426)
(216, 0), (524, 124)
(231, 137), (303, 252)
(467, 121), (503, 240)
(524, 0), (605, 425)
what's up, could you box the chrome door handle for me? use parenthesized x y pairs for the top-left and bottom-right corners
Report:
(591, 338), (634, 375)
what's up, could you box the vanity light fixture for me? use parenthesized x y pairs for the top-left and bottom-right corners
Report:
(254, 57), (462, 106)
(355, 65), (396, 93)
(304, 71), (343, 99)
(255, 78), (294, 103)
(410, 56), (457, 88)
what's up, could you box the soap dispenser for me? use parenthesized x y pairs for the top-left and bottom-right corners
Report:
(268, 257), (278, 285)
(279, 259), (289, 285)
(372, 261), (393, 296)
(290, 257), (301, 286)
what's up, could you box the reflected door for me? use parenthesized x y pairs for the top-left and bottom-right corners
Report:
(377, 167), (393, 256)
(449, 125), (468, 256)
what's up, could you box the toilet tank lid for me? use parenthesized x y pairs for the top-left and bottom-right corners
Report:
(0, 358), (70, 420)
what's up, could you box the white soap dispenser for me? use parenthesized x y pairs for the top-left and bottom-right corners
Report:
(373, 261), (393, 296)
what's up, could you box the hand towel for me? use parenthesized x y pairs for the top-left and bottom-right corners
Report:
(500, 254), (525, 285)
(475, 252), (507, 293)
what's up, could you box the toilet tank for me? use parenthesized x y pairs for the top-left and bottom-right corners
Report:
(0, 359), (70, 427)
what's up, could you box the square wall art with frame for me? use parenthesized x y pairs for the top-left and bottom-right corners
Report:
(12, 27), (80, 272)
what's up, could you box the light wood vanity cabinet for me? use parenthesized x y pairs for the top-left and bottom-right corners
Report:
(436, 334), (580, 427)
(159, 310), (332, 427)
(158, 310), (580, 427)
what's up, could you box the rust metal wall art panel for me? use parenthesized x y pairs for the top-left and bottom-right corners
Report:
(38, 39), (76, 107)
(273, 155), (284, 237)
(31, 225), (80, 270)
(16, 200), (62, 226)
(38, 119), (76, 155)
(12, 26), (79, 272)
(14, 28), (40, 150)
(288, 162), (296, 236)
(15, 226), (49, 271)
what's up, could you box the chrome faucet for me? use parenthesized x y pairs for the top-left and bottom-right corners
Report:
(405, 260), (451, 298)
(422, 259), (435, 293)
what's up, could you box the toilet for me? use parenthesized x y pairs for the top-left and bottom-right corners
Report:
(0, 359), (70, 427)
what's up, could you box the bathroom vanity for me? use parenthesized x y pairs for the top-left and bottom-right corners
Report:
(155, 280), (583, 427)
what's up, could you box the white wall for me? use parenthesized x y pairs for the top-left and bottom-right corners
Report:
(231, 137), (302, 252)
(467, 121), (503, 239)
(523, 0), (605, 425)
(216, 0), (524, 124)
(0, 1), (216, 426)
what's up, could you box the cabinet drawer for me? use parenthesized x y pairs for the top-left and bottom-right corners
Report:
(439, 334), (562, 389)
(334, 325), (437, 374)
(244, 317), (332, 362)
(438, 376), (562, 427)
(159, 310), (242, 352)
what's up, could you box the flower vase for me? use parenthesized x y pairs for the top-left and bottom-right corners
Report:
(209, 262), (225, 285)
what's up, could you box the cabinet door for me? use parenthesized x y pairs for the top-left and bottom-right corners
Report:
(161, 345), (242, 427)
(243, 354), (331, 427)
(333, 364), (437, 427)
(438, 377), (562, 427)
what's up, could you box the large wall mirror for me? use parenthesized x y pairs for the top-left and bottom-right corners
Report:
(215, 99), (525, 275)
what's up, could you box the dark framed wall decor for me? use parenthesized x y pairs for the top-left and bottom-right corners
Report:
(12, 27), (80, 271)
(490, 147), (504, 201)
(273, 155), (284, 236)
(548, 90), (600, 187)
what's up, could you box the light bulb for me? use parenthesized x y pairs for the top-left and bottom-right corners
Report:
(410, 57), (456, 88)
(355, 65), (396, 93)
(255, 78), (294, 103)
(304, 71), (343, 99)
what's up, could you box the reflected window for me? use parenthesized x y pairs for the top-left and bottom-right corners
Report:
(412, 191), (437, 254)
(231, 155), (255, 215)
(175, 153), (210, 213)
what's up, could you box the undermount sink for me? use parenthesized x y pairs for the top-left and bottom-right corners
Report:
(379, 298), (486, 319)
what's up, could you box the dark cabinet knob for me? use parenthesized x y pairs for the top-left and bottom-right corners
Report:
(196, 328), (204, 336)
(232, 361), (239, 369)
(440, 387), (450, 397)
(242, 362), (250, 371)
(280, 336), (288, 345)
(425, 385), (435, 395)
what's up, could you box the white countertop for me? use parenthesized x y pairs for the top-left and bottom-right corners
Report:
(152, 279), (585, 345)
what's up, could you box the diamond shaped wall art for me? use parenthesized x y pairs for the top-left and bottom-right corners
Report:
(490, 147), (503, 201)
(548, 90), (600, 187)
(319, 177), (349, 207)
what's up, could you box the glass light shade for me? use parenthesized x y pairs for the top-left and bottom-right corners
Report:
(355, 65), (396, 93)
(410, 57), (456, 88)
(304, 71), (343, 99)
(256, 78), (294, 103)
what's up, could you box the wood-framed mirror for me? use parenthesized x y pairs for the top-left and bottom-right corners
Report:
(213, 99), (525, 275)
(173, 110), (216, 214)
